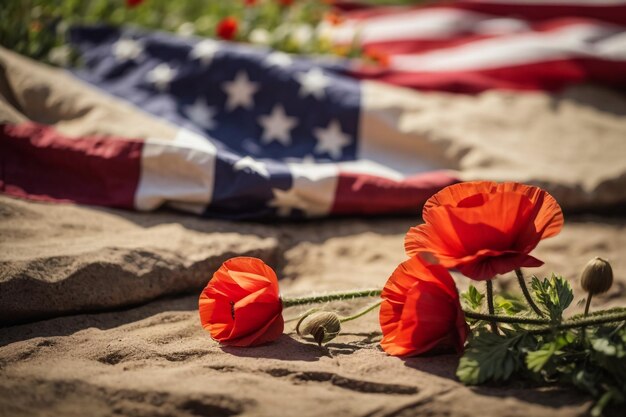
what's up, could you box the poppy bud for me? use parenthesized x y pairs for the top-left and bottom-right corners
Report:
(580, 257), (613, 296)
(297, 311), (341, 346)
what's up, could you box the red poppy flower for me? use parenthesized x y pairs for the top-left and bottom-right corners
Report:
(199, 257), (284, 347)
(405, 181), (564, 281)
(216, 17), (238, 41)
(380, 256), (468, 356)
(126, 0), (144, 8)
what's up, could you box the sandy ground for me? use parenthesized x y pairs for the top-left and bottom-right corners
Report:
(0, 195), (625, 417)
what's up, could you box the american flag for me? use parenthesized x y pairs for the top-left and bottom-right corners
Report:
(2, 0), (625, 219)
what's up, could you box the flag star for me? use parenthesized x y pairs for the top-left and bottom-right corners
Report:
(147, 63), (176, 91)
(113, 38), (143, 62)
(258, 105), (298, 146)
(296, 68), (330, 99)
(183, 98), (217, 130)
(222, 71), (259, 111)
(265, 51), (293, 68)
(190, 40), (220, 66)
(268, 187), (308, 216)
(314, 120), (351, 159)
(233, 156), (270, 178)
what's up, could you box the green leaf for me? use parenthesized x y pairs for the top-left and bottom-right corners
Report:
(526, 342), (559, 373)
(526, 333), (573, 373)
(494, 293), (527, 316)
(457, 330), (528, 385)
(461, 285), (484, 311)
(531, 274), (574, 321)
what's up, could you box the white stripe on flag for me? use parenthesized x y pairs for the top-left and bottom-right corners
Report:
(135, 128), (217, 212)
(331, 8), (492, 44)
(337, 160), (405, 181)
(389, 22), (625, 72)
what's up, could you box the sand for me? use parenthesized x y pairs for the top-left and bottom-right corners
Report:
(1, 194), (625, 417)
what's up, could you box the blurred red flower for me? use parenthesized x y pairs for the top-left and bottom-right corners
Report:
(244, 0), (258, 6)
(126, 0), (144, 8)
(216, 16), (238, 40)
(199, 257), (284, 346)
(405, 181), (564, 280)
(324, 12), (344, 26)
(380, 256), (468, 356)
(365, 47), (390, 68)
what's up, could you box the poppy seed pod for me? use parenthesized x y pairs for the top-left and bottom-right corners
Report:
(580, 257), (613, 296)
(298, 311), (341, 346)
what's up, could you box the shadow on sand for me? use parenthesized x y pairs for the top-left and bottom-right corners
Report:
(0, 293), (198, 347)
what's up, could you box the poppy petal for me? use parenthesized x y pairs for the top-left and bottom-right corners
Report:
(423, 181), (499, 219)
(410, 181), (562, 281)
(198, 257), (284, 347)
(380, 257), (467, 357)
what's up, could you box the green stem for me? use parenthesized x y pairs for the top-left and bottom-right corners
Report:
(283, 288), (626, 331)
(584, 293), (593, 316)
(282, 289), (381, 308)
(528, 311), (626, 335)
(486, 279), (498, 333)
(515, 268), (545, 317)
(340, 300), (382, 323)
(466, 310), (626, 330)
(464, 311), (548, 325)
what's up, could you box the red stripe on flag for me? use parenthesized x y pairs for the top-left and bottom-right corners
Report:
(335, 1), (626, 26)
(454, 1), (626, 27)
(331, 171), (459, 215)
(1, 123), (143, 208)
(352, 58), (626, 93)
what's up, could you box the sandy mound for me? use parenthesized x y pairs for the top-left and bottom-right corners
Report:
(0, 196), (278, 324)
(0, 195), (624, 416)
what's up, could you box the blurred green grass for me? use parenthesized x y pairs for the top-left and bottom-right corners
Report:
(0, 0), (426, 65)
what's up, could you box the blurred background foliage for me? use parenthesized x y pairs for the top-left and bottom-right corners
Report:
(0, 0), (424, 67)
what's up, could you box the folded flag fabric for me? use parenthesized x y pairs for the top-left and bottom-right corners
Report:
(2, 1), (626, 219)
(336, 0), (626, 92)
(1, 32), (457, 219)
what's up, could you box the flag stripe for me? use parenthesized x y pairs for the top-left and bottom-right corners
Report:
(355, 58), (626, 93)
(336, 1), (626, 26)
(136, 128), (217, 211)
(1, 123), (143, 208)
(454, 1), (626, 27)
(331, 171), (459, 215)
